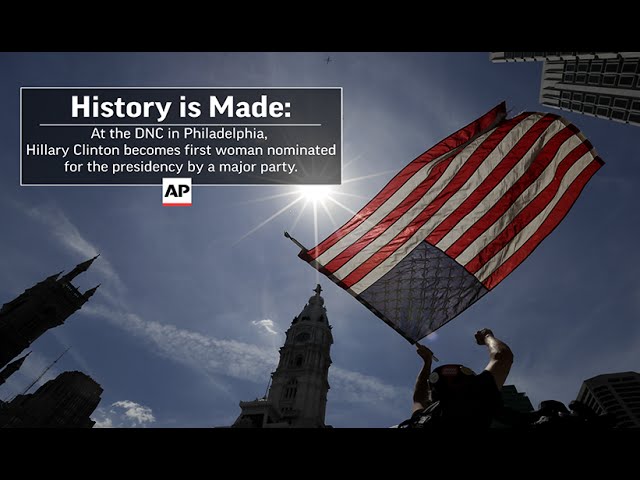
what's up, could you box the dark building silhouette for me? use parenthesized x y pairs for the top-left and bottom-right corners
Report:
(501, 385), (534, 413)
(232, 284), (333, 428)
(492, 384), (534, 428)
(576, 371), (640, 428)
(0, 371), (102, 428)
(0, 256), (100, 369)
(0, 352), (30, 387)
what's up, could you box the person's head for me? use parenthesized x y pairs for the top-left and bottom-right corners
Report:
(428, 364), (476, 402)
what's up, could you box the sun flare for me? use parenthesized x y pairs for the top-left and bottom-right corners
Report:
(297, 185), (333, 203)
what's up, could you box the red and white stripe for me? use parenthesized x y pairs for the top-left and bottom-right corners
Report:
(302, 103), (602, 295)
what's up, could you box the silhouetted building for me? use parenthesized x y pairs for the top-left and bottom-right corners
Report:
(0, 256), (100, 369)
(490, 52), (640, 127)
(491, 384), (534, 428)
(501, 384), (534, 413)
(0, 371), (103, 428)
(232, 284), (333, 428)
(576, 371), (640, 428)
(0, 352), (30, 387)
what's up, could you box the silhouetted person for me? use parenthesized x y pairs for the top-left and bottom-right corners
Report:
(398, 328), (513, 429)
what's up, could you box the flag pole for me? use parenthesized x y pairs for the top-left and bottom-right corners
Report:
(284, 231), (308, 252)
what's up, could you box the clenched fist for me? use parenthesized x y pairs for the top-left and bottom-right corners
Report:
(474, 328), (494, 345)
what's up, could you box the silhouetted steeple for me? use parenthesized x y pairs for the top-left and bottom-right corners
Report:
(0, 257), (99, 369)
(45, 271), (63, 282)
(83, 285), (100, 300)
(61, 255), (99, 282)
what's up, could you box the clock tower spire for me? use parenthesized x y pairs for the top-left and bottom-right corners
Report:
(232, 285), (333, 428)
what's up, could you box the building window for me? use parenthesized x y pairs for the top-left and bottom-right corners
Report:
(602, 75), (617, 86)
(616, 384), (640, 392)
(565, 62), (576, 72)
(629, 113), (640, 124)
(564, 73), (575, 83)
(619, 75), (635, 87)
(585, 94), (596, 104)
(295, 355), (304, 367)
(583, 105), (595, 115)
(632, 100), (640, 111)
(611, 110), (627, 121)
(283, 378), (298, 400)
(605, 61), (619, 73)
(596, 107), (610, 117)
(577, 62), (589, 72)
(599, 96), (612, 106)
(613, 98), (629, 109)
(561, 100), (570, 109)
(575, 74), (587, 84)
(588, 75), (600, 85)
(573, 92), (583, 101)
(571, 102), (582, 111)
(562, 91), (572, 100)
(622, 62), (638, 74)
(590, 62), (603, 73)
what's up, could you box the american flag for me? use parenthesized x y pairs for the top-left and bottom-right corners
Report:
(298, 102), (603, 343)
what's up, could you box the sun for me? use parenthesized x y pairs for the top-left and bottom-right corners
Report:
(232, 165), (394, 245)
(297, 185), (333, 203)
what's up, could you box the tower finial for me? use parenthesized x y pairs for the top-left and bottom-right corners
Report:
(83, 285), (100, 300)
(314, 284), (322, 296)
(61, 255), (100, 282)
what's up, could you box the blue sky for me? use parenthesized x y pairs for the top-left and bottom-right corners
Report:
(1, 52), (638, 428)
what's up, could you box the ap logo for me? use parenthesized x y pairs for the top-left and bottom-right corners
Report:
(162, 178), (192, 206)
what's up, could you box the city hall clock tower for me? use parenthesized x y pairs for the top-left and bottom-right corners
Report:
(232, 285), (333, 428)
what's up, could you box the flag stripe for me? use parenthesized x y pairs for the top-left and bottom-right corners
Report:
(481, 157), (601, 289)
(337, 114), (544, 288)
(324, 153), (457, 272)
(445, 124), (578, 260)
(306, 103), (507, 260)
(324, 113), (531, 274)
(464, 140), (592, 276)
(427, 114), (559, 247)
(316, 127), (497, 267)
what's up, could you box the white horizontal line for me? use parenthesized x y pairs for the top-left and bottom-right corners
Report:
(20, 183), (342, 187)
(39, 123), (322, 127)
(22, 86), (343, 90)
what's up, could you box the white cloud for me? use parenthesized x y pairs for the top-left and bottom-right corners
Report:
(92, 416), (113, 428)
(112, 400), (156, 424)
(92, 401), (155, 428)
(17, 202), (123, 289)
(251, 319), (278, 335)
(331, 367), (410, 404)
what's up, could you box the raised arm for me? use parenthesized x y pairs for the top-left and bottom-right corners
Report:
(412, 344), (434, 414)
(475, 328), (513, 390)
